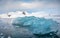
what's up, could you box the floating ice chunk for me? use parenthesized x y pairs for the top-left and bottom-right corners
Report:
(12, 16), (58, 35)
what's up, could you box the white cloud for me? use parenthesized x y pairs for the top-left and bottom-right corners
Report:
(5, 2), (44, 9)
(20, 2), (44, 9)
(0, 0), (59, 14)
(5, 1), (59, 9)
(0, 0), (59, 15)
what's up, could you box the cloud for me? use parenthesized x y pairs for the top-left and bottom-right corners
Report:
(5, 1), (59, 9)
(4, 2), (44, 9)
(20, 2), (46, 9)
(0, 0), (59, 14)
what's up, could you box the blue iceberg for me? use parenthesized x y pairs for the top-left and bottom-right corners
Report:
(12, 16), (58, 35)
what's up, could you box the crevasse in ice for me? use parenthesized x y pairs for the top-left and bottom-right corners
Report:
(12, 16), (58, 35)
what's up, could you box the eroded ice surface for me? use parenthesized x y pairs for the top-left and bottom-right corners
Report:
(12, 16), (58, 35)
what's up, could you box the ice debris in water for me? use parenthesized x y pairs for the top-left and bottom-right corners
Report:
(12, 16), (58, 35)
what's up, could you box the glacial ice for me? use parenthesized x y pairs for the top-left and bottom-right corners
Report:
(12, 16), (58, 35)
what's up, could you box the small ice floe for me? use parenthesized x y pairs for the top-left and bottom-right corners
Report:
(0, 33), (4, 38)
(8, 35), (11, 38)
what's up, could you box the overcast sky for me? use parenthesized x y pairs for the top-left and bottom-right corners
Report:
(0, 0), (60, 14)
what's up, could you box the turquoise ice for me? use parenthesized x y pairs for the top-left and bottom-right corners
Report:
(12, 16), (58, 35)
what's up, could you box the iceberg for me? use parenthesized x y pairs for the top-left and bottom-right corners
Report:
(12, 16), (59, 38)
